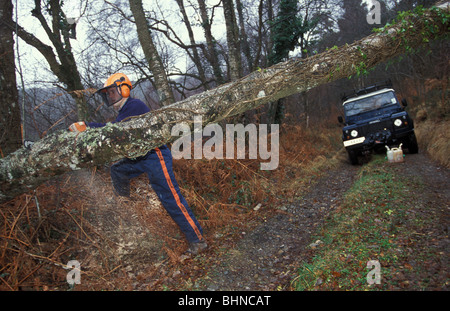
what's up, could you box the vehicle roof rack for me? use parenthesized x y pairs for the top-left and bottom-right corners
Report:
(341, 79), (393, 102)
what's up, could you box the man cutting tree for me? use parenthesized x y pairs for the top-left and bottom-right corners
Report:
(69, 73), (207, 255)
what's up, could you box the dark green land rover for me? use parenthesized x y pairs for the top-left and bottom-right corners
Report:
(338, 81), (418, 165)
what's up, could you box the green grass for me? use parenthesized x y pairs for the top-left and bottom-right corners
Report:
(292, 155), (422, 290)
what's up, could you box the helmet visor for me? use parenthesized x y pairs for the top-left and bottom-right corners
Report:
(96, 85), (123, 107)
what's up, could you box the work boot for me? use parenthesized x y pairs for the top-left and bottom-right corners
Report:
(185, 240), (208, 256)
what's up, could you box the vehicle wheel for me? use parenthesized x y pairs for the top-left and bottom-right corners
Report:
(347, 149), (359, 165)
(406, 133), (419, 154)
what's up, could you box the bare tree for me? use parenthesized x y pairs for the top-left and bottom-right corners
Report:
(251, 0), (272, 69)
(197, 0), (224, 85)
(175, 0), (209, 90)
(7, 0), (88, 120)
(236, 0), (254, 73)
(129, 0), (175, 106)
(223, 0), (243, 81)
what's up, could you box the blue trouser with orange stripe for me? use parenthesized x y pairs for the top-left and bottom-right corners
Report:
(110, 145), (204, 244)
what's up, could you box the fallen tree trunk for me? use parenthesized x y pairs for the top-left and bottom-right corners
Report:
(1, 3), (448, 203)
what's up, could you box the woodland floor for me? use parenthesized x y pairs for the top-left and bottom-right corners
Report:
(0, 149), (448, 291)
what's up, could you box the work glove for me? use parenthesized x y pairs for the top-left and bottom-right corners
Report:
(69, 121), (87, 133)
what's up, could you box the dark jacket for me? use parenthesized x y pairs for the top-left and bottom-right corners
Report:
(88, 97), (150, 128)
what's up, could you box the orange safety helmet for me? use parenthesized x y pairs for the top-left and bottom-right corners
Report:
(96, 73), (132, 106)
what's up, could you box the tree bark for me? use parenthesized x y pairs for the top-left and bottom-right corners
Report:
(0, 0), (22, 156)
(235, 0), (253, 73)
(223, 0), (243, 81)
(0, 3), (448, 203)
(252, 0), (265, 70)
(197, 0), (224, 85)
(129, 0), (175, 106)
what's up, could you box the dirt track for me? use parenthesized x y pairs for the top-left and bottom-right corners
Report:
(195, 159), (359, 291)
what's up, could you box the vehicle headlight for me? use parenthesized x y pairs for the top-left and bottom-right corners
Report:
(351, 130), (358, 137)
(394, 119), (403, 127)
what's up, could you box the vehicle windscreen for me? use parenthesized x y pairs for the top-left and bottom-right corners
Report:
(344, 91), (398, 118)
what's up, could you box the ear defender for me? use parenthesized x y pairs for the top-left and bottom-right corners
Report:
(120, 83), (131, 97)
(116, 76), (131, 97)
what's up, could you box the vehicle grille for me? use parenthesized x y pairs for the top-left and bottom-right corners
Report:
(358, 120), (392, 136)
